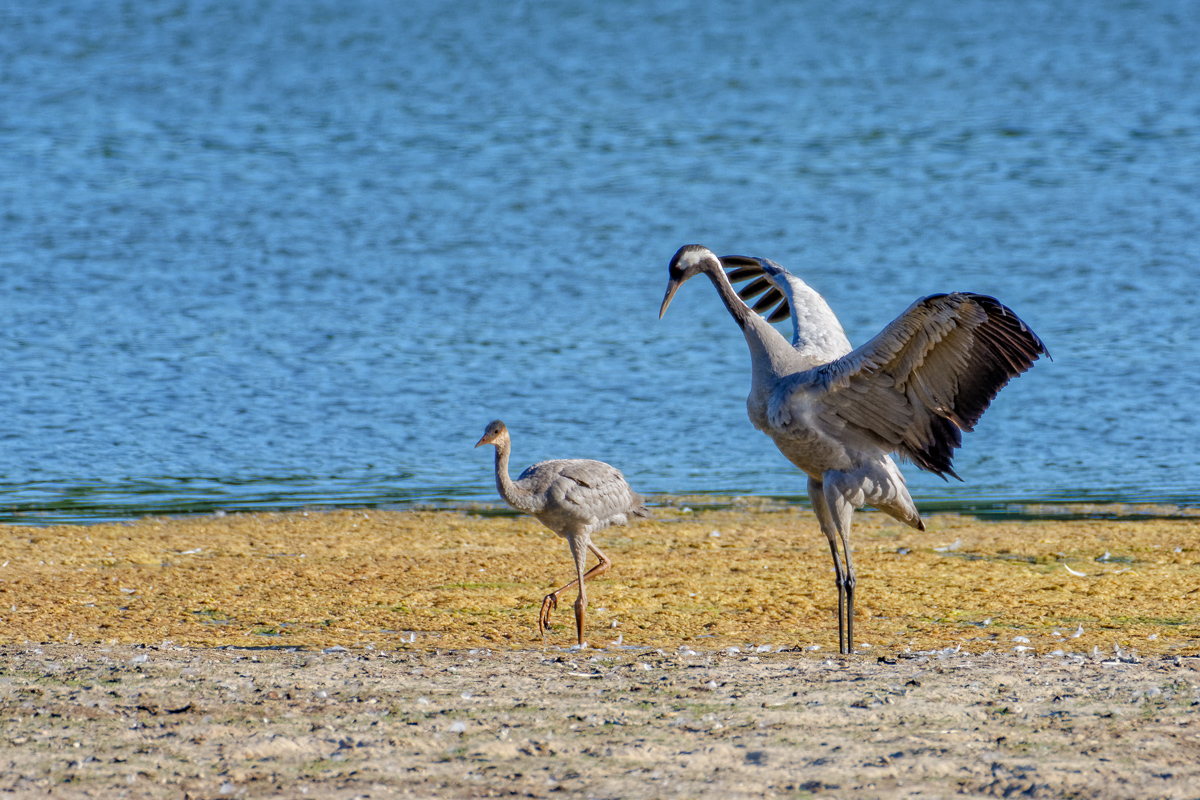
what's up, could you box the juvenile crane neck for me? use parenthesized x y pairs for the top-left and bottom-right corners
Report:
(492, 440), (540, 514)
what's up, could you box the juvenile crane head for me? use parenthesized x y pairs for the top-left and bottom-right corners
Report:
(475, 419), (510, 449)
(659, 244), (722, 318)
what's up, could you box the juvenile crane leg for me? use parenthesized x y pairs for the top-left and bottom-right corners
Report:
(538, 541), (611, 644)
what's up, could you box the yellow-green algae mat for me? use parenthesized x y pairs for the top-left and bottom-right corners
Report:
(1, 505), (1197, 655)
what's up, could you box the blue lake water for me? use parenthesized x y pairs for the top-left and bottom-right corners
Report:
(2, 0), (1198, 523)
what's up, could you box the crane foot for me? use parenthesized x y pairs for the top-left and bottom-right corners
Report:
(538, 593), (558, 636)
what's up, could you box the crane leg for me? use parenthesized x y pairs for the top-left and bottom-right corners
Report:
(823, 480), (858, 655)
(834, 499), (857, 655)
(809, 478), (850, 654)
(538, 539), (611, 645)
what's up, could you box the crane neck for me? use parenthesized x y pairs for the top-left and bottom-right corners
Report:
(492, 439), (541, 514)
(703, 265), (755, 330)
(704, 264), (804, 379)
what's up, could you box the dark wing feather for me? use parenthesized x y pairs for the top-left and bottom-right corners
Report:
(815, 293), (1047, 478)
(751, 288), (785, 314)
(721, 255), (792, 324)
(737, 276), (774, 300)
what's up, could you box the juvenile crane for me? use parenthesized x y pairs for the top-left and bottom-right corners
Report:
(475, 419), (650, 646)
(659, 245), (1047, 654)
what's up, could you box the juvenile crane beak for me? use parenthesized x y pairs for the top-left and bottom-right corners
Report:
(659, 279), (683, 319)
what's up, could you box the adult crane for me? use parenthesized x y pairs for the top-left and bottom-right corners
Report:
(659, 245), (1047, 654)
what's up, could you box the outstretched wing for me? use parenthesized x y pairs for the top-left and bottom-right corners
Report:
(794, 293), (1048, 478)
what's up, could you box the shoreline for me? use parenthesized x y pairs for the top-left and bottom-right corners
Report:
(4, 494), (1200, 529)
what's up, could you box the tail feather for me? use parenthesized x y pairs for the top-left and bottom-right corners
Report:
(630, 492), (652, 519)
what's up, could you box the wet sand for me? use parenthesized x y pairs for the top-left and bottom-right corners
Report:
(2, 506), (1199, 797)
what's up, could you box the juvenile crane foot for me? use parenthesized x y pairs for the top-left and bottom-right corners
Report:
(538, 593), (558, 636)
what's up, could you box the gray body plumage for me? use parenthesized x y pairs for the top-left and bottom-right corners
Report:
(661, 245), (1047, 653)
(507, 458), (648, 539)
(476, 419), (648, 645)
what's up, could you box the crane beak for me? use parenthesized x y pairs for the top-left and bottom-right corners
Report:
(659, 279), (682, 319)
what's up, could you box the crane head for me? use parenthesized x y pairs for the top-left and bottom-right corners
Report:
(475, 419), (509, 448)
(660, 244), (721, 318)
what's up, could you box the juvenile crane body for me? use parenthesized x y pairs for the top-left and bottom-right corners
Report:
(475, 420), (649, 646)
(660, 245), (1047, 654)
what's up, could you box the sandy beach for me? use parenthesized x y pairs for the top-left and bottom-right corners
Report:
(2, 505), (1199, 797)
